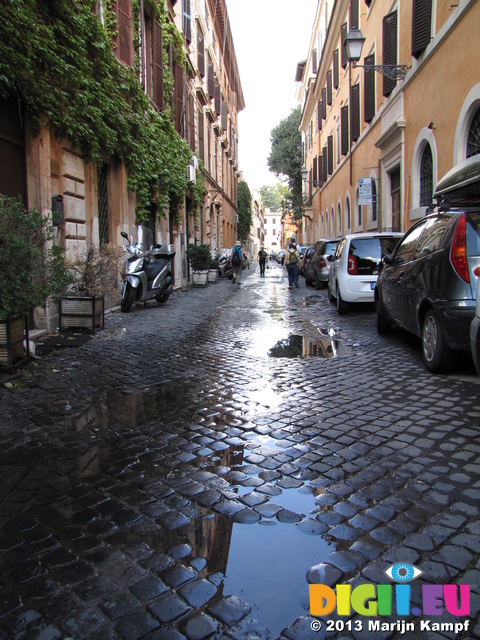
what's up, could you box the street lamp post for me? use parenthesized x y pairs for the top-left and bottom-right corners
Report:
(344, 28), (410, 186)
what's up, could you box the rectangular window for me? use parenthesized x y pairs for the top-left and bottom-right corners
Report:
(322, 146), (327, 183)
(351, 83), (360, 142)
(207, 54), (214, 98)
(197, 29), (205, 76)
(321, 87), (327, 120)
(182, 0), (191, 44)
(341, 105), (349, 156)
(214, 82), (221, 116)
(174, 62), (185, 137)
(313, 156), (318, 185)
(153, 19), (164, 111)
(412, 0), (432, 58)
(221, 99), (228, 131)
(364, 53), (375, 122)
(318, 101), (323, 131)
(198, 109), (205, 162)
(383, 11), (398, 97)
(333, 49), (339, 89)
(187, 93), (195, 151)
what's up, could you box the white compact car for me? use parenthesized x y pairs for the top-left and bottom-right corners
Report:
(328, 232), (403, 314)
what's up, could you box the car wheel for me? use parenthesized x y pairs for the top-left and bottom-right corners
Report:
(314, 271), (323, 290)
(422, 309), (455, 373)
(336, 282), (348, 315)
(328, 283), (335, 303)
(376, 294), (391, 334)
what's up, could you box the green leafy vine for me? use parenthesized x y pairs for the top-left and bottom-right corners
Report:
(0, 0), (204, 223)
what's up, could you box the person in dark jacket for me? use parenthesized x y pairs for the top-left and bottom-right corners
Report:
(258, 247), (267, 276)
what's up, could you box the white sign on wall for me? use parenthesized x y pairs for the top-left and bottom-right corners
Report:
(358, 178), (373, 206)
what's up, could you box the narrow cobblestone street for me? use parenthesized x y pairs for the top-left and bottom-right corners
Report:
(1, 262), (479, 640)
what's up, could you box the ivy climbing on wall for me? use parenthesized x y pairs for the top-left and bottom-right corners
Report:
(0, 0), (204, 222)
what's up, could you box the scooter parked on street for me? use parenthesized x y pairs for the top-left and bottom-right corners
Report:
(120, 228), (175, 312)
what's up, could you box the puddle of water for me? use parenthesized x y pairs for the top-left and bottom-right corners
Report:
(223, 518), (333, 637)
(268, 330), (351, 359)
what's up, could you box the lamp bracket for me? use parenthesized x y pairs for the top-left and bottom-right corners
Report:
(353, 62), (410, 81)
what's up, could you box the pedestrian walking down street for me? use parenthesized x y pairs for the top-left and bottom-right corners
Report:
(284, 242), (300, 289)
(231, 240), (243, 285)
(258, 246), (267, 276)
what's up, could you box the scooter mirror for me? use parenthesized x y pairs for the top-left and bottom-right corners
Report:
(121, 231), (129, 240)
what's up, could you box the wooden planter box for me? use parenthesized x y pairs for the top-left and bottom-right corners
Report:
(191, 271), (209, 287)
(0, 315), (26, 367)
(60, 296), (104, 333)
(208, 269), (218, 283)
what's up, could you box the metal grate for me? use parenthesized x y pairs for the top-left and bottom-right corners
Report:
(98, 163), (109, 245)
(467, 106), (480, 158)
(390, 167), (401, 194)
(420, 144), (433, 206)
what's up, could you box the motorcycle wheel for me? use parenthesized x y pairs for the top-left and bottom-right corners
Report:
(121, 283), (135, 312)
(156, 293), (169, 304)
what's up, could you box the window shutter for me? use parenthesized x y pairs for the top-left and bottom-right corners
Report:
(153, 19), (164, 111)
(312, 49), (317, 74)
(198, 109), (205, 162)
(313, 156), (318, 185)
(412, 0), (432, 59)
(322, 146), (328, 182)
(382, 11), (398, 97)
(197, 31), (205, 76)
(174, 62), (185, 137)
(214, 82), (220, 115)
(341, 106), (349, 156)
(182, 0), (191, 44)
(321, 87), (327, 120)
(333, 49), (339, 89)
(351, 83), (360, 141)
(327, 69), (333, 105)
(188, 93), (195, 151)
(364, 53), (375, 122)
(115, 0), (133, 66)
(317, 101), (322, 131)
(341, 22), (348, 69)
(327, 135), (333, 175)
(349, 0), (359, 29)
(207, 56), (214, 98)
(221, 100), (228, 130)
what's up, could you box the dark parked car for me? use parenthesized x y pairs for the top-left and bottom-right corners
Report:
(299, 245), (313, 276)
(376, 157), (480, 373)
(305, 239), (339, 288)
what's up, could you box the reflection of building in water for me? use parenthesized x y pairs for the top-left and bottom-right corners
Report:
(268, 332), (348, 359)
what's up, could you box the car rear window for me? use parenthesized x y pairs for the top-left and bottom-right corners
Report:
(467, 212), (480, 256)
(324, 242), (338, 256)
(349, 237), (400, 275)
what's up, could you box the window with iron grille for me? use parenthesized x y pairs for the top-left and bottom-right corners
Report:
(383, 11), (398, 97)
(467, 106), (480, 158)
(97, 163), (109, 245)
(420, 144), (433, 206)
(390, 166), (401, 193)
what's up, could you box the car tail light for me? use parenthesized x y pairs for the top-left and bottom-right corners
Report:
(348, 254), (357, 275)
(319, 258), (326, 268)
(450, 213), (469, 283)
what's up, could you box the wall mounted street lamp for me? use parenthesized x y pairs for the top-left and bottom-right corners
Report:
(344, 28), (410, 81)
(301, 167), (322, 204)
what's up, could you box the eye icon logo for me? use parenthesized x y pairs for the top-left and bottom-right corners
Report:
(385, 563), (423, 583)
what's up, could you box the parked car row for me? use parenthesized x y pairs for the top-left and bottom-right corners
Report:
(300, 158), (480, 375)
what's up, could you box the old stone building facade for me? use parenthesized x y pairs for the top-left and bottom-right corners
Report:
(0, 0), (244, 332)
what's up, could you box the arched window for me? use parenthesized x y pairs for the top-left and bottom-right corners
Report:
(331, 208), (335, 236)
(337, 203), (341, 236)
(467, 105), (480, 158)
(420, 144), (433, 206)
(346, 198), (351, 230)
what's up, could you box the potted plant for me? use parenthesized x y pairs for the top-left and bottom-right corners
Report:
(186, 243), (212, 286)
(61, 243), (123, 332)
(208, 258), (219, 283)
(0, 195), (72, 367)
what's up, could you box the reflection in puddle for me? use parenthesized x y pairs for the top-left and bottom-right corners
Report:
(268, 329), (350, 359)
(224, 518), (332, 636)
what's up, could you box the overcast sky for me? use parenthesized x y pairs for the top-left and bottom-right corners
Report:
(225, 0), (318, 192)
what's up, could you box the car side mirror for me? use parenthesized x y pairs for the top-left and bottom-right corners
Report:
(327, 254), (334, 262)
(383, 254), (394, 265)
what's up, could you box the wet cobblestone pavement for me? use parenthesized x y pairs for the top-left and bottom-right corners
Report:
(1, 262), (480, 640)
